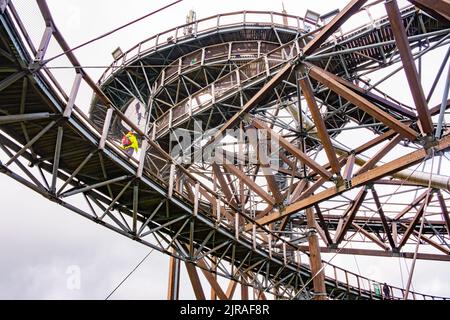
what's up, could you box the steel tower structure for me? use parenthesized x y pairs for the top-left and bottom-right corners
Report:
(0, 0), (449, 300)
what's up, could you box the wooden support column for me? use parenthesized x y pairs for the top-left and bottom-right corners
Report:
(241, 275), (249, 300)
(385, 0), (433, 135)
(250, 134), (450, 228)
(223, 163), (276, 205)
(252, 119), (332, 180)
(308, 65), (418, 141)
(437, 190), (450, 238)
(306, 207), (327, 300)
(398, 191), (433, 249)
(184, 262), (206, 300)
(334, 188), (368, 244)
(196, 259), (228, 300)
(371, 187), (397, 249)
(226, 280), (238, 300)
(167, 250), (180, 300)
(299, 73), (341, 176)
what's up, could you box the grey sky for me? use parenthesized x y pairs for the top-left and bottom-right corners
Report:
(0, 0), (449, 299)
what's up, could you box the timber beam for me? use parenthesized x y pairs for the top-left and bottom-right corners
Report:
(247, 134), (450, 230)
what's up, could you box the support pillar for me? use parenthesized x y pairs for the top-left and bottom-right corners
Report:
(167, 249), (180, 300)
(306, 207), (327, 300)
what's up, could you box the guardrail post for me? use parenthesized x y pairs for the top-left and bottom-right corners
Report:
(34, 25), (53, 62)
(99, 108), (113, 150)
(63, 73), (82, 118)
(168, 163), (176, 198)
(137, 140), (148, 178)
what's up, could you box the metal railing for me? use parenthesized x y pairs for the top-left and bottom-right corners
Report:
(98, 10), (308, 84)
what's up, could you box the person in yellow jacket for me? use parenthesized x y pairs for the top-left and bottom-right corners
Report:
(121, 131), (139, 157)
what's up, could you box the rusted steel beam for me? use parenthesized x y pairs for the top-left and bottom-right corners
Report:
(223, 163), (276, 205)
(398, 191), (433, 249)
(303, 0), (368, 55)
(252, 119), (332, 180)
(250, 134), (450, 228)
(334, 188), (368, 244)
(371, 187), (397, 249)
(308, 65), (418, 140)
(385, 0), (434, 135)
(299, 74), (341, 176)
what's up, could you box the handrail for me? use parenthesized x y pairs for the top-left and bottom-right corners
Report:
(98, 10), (308, 84)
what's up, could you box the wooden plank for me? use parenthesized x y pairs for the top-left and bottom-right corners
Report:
(226, 280), (238, 300)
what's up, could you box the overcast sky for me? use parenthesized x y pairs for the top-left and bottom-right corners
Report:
(0, 0), (449, 299)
